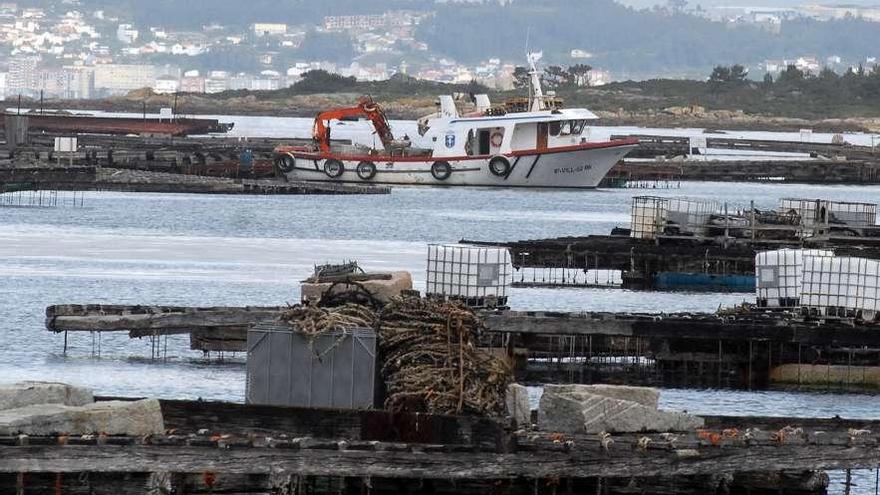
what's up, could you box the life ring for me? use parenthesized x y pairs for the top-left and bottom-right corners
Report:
(431, 161), (452, 181)
(356, 161), (377, 180)
(323, 158), (345, 178)
(275, 153), (295, 173)
(488, 155), (511, 177)
(490, 131), (504, 148)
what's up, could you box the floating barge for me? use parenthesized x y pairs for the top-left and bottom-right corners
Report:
(45, 304), (880, 389)
(1, 397), (874, 494)
(466, 195), (880, 291)
(608, 134), (880, 185)
(3, 112), (233, 137)
(0, 166), (390, 195)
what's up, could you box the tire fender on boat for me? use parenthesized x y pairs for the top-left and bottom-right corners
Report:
(431, 161), (452, 181)
(488, 155), (511, 177)
(275, 153), (296, 173)
(356, 161), (377, 180)
(324, 158), (345, 178)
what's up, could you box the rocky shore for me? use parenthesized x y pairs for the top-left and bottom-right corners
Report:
(596, 106), (880, 134)
(7, 91), (878, 134)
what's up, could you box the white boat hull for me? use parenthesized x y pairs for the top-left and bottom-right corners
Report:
(282, 143), (636, 189)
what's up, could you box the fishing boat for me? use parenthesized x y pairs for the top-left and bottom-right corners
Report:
(274, 55), (637, 188)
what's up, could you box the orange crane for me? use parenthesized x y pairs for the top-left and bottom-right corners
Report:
(312, 96), (395, 153)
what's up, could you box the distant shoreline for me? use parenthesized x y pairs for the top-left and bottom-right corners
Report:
(7, 78), (879, 135)
(8, 99), (873, 135)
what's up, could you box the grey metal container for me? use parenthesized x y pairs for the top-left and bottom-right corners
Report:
(246, 322), (377, 409)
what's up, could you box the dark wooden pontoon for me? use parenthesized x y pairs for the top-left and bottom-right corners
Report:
(45, 304), (880, 390)
(0, 398), (874, 494)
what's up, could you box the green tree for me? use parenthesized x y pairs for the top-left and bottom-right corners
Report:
(543, 65), (572, 89)
(292, 70), (357, 93)
(777, 65), (805, 84)
(568, 63), (593, 87)
(709, 65), (731, 83)
(729, 64), (748, 82)
(512, 66), (530, 89)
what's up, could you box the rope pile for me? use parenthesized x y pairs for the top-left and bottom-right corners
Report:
(277, 297), (512, 417)
(278, 304), (376, 338)
(377, 297), (512, 416)
(315, 280), (385, 310)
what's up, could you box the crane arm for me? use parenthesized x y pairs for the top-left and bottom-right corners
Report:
(312, 96), (395, 153)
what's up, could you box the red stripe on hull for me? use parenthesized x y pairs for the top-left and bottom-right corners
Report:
(277, 138), (638, 163)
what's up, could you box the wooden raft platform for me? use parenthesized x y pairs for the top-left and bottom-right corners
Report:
(45, 304), (880, 389)
(46, 304), (285, 353)
(463, 234), (880, 290)
(47, 304), (880, 347)
(0, 166), (390, 195)
(0, 398), (875, 494)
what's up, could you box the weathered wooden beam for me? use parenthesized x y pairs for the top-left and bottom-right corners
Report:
(485, 313), (636, 336)
(46, 306), (284, 333)
(46, 304), (880, 349)
(0, 440), (877, 479)
(189, 331), (247, 352)
(485, 311), (880, 347)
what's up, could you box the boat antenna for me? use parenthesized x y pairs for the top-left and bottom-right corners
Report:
(525, 28), (532, 109)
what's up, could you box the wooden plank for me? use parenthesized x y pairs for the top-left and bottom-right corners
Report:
(45, 304), (880, 348)
(2, 440), (879, 479)
(485, 313), (636, 336)
(47, 308), (284, 333)
(486, 311), (880, 347)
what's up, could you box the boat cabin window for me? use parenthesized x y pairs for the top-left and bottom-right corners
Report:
(549, 119), (588, 137)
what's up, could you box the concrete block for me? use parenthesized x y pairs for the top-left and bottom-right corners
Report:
(0, 382), (94, 411)
(505, 383), (531, 427)
(0, 399), (165, 436)
(539, 385), (703, 434)
(301, 271), (413, 305)
(543, 384), (659, 409)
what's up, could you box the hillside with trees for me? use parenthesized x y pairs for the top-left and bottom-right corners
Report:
(421, 0), (880, 76)
(15, 0), (880, 78)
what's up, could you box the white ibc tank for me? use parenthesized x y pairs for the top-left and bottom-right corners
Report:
(801, 254), (880, 319)
(630, 196), (717, 240)
(630, 196), (666, 239)
(755, 248), (833, 307)
(665, 197), (717, 235)
(426, 244), (512, 307)
(779, 198), (877, 232)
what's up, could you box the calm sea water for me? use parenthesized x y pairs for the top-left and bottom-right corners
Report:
(3, 114), (880, 492)
(4, 182), (880, 400)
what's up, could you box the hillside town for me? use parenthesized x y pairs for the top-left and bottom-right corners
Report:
(0, 0), (879, 100)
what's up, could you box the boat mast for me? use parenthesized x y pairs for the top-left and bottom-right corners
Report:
(527, 51), (545, 112)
